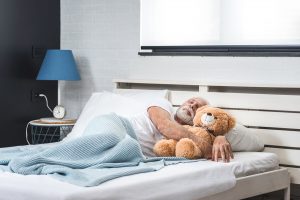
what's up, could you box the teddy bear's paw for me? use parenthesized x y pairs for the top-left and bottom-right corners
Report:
(175, 138), (202, 159)
(153, 139), (177, 157)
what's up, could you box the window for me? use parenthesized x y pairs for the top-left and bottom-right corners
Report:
(140, 0), (300, 56)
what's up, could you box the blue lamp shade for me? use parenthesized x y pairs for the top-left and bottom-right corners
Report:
(37, 50), (80, 80)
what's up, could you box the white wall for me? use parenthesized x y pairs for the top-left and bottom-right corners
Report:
(61, 0), (300, 118)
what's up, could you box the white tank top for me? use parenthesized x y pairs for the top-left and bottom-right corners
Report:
(128, 98), (174, 157)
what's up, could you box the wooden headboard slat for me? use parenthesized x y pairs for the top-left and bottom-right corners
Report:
(253, 129), (300, 148)
(226, 109), (300, 130)
(115, 87), (300, 112)
(170, 90), (300, 112)
(265, 148), (300, 167)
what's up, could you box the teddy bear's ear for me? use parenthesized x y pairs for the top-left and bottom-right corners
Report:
(196, 105), (210, 112)
(227, 114), (236, 130)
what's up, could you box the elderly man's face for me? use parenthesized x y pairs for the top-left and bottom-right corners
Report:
(175, 97), (208, 125)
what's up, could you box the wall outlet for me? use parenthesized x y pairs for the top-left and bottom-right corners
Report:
(32, 46), (46, 59)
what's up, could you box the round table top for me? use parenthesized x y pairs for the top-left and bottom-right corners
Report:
(29, 118), (76, 126)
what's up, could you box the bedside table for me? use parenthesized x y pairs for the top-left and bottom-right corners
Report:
(27, 118), (76, 144)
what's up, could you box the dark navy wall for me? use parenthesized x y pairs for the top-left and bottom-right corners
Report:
(0, 0), (60, 147)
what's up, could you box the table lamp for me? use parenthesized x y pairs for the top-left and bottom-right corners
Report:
(36, 49), (80, 119)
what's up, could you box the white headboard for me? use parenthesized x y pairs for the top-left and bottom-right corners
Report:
(114, 79), (300, 184)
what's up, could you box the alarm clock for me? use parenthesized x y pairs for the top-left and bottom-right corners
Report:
(53, 105), (66, 119)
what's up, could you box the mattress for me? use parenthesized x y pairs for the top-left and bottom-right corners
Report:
(0, 152), (279, 200)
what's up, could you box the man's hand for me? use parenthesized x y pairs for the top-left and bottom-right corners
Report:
(212, 136), (233, 163)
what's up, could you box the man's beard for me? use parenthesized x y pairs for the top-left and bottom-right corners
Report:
(175, 106), (194, 125)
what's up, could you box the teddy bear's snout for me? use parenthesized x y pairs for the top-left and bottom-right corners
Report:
(201, 113), (215, 125)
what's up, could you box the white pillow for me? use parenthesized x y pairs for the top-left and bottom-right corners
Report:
(225, 123), (264, 152)
(65, 92), (143, 140)
(66, 90), (169, 140)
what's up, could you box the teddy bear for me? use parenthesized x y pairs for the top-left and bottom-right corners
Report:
(153, 105), (236, 159)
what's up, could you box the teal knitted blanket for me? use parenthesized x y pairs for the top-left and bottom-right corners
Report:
(0, 113), (186, 186)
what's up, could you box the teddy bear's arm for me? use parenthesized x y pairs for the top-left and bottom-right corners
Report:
(180, 126), (214, 158)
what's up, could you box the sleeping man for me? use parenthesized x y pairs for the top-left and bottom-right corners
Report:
(130, 97), (233, 162)
(66, 92), (263, 162)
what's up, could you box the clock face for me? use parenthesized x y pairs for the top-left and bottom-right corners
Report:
(53, 105), (66, 119)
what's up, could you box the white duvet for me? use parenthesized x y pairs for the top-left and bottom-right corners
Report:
(0, 152), (279, 200)
(0, 161), (236, 200)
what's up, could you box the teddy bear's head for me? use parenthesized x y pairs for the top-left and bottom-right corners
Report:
(193, 106), (236, 136)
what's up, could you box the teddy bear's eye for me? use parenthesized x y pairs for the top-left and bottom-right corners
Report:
(214, 117), (218, 119)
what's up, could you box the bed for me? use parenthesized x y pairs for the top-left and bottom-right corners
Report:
(0, 79), (295, 200)
(113, 79), (296, 200)
(0, 152), (282, 200)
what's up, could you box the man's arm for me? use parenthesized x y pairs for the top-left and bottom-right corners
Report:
(149, 106), (233, 162)
(148, 106), (212, 158)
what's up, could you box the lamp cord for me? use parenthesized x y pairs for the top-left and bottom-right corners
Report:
(39, 94), (53, 113)
(25, 94), (53, 145)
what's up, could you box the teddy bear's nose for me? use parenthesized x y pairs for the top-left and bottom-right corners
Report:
(201, 113), (215, 125)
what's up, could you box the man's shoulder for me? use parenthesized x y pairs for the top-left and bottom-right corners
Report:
(146, 98), (173, 115)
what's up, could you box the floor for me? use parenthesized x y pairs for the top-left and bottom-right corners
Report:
(244, 184), (300, 200)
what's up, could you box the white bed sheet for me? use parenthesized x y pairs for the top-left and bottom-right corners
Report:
(0, 152), (279, 200)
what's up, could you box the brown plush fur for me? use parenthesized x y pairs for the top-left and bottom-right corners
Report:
(153, 106), (236, 159)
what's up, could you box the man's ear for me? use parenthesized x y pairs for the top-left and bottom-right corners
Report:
(227, 114), (236, 130)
